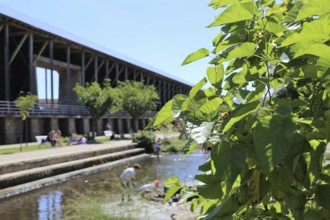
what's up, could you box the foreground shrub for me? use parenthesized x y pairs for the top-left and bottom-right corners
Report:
(132, 131), (155, 154)
(151, 0), (330, 219)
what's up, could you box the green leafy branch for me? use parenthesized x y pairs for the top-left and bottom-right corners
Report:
(152, 0), (330, 219)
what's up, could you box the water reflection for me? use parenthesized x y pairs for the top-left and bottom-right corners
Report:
(38, 191), (63, 220)
(0, 151), (208, 220)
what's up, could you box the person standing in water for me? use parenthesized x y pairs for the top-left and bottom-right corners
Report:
(154, 138), (161, 159)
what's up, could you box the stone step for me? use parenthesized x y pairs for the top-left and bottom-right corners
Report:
(0, 148), (145, 189)
(0, 143), (137, 175)
(0, 154), (149, 200)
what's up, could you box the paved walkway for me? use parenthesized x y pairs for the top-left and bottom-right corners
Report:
(0, 140), (135, 165)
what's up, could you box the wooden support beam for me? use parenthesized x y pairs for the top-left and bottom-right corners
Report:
(29, 32), (35, 94)
(9, 33), (28, 65)
(94, 55), (98, 82)
(85, 55), (94, 70)
(81, 50), (85, 85)
(96, 59), (105, 73)
(4, 23), (10, 100)
(33, 40), (49, 65)
(49, 38), (54, 104)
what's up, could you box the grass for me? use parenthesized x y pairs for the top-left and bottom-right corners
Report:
(61, 172), (197, 220)
(161, 137), (187, 153)
(0, 136), (111, 155)
(0, 144), (41, 154)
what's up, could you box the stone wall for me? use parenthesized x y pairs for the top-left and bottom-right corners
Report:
(0, 116), (140, 145)
(3, 117), (21, 144)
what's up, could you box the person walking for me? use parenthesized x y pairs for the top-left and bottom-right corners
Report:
(119, 163), (141, 202)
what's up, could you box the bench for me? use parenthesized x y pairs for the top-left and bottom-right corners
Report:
(104, 130), (113, 139)
(35, 135), (50, 149)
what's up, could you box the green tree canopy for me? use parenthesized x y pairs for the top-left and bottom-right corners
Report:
(152, 0), (330, 219)
(73, 79), (118, 141)
(15, 92), (38, 121)
(117, 80), (159, 120)
(15, 92), (38, 149)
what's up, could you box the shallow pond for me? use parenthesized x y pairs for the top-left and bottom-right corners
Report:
(0, 150), (209, 220)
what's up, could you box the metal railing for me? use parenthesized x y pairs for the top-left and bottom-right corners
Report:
(0, 101), (157, 118)
(0, 101), (90, 116)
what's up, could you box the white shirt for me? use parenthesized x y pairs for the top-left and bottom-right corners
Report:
(120, 167), (136, 180)
(140, 183), (156, 191)
(140, 183), (164, 195)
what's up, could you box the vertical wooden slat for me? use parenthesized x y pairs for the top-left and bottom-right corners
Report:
(28, 32), (35, 94)
(49, 39), (54, 104)
(81, 50), (85, 85)
(66, 45), (71, 102)
(4, 23), (10, 100)
(94, 55), (98, 82)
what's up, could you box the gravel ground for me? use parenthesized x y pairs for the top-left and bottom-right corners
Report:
(103, 192), (199, 220)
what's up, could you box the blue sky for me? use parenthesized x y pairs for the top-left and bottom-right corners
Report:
(0, 0), (220, 88)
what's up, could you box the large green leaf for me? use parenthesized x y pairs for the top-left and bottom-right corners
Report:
(207, 64), (224, 88)
(213, 32), (227, 47)
(265, 21), (287, 35)
(246, 83), (265, 103)
(293, 43), (330, 71)
(257, 18), (287, 35)
(163, 176), (179, 186)
(172, 94), (187, 117)
(315, 184), (330, 211)
(222, 42), (257, 62)
(253, 110), (297, 173)
(211, 142), (247, 189)
(197, 183), (223, 199)
(210, 1), (257, 26)
(296, 0), (330, 21)
(234, 88), (250, 104)
(186, 110), (209, 125)
(153, 100), (173, 126)
(307, 140), (326, 184)
(281, 19), (330, 47)
(325, 110), (330, 141)
(204, 195), (240, 219)
(215, 30), (247, 53)
(180, 189), (199, 203)
(200, 97), (223, 114)
(282, 2), (304, 23)
(203, 87), (217, 98)
(182, 48), (209, 65)
(293, 156), (310, 189)
(163, 182), (182, 202)
(190, 121), (215, 144)
(232, 64), (248, 86)
(304, 208), (325, 220)
(182, 140), (199, 155)
(208, 0), (239, 9)
(222, 101), (260, 133)
(189, 78), (207, 98)
(215, 42), (239, 54)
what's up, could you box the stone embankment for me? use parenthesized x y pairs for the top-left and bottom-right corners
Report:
(0, 140), (148, 200)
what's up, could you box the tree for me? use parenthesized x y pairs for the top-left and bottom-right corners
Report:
(152, 0), (330, 219)
(117, 80), (159, 131)
(73, 79), (118, 142)
(15, 92), (38, 150)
